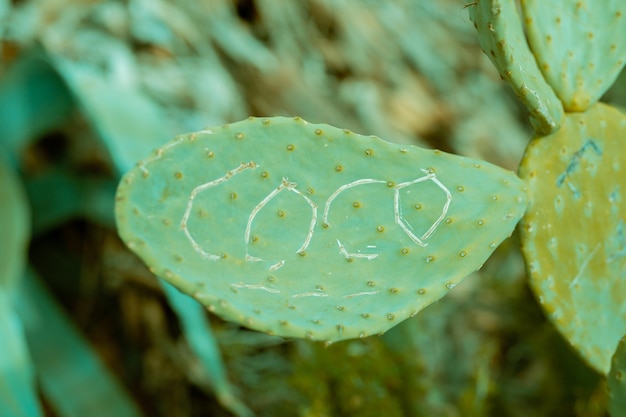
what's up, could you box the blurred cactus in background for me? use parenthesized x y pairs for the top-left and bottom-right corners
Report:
(1, 0), (625, 416)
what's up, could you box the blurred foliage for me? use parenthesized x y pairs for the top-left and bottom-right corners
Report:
(0, 0), (624, 416)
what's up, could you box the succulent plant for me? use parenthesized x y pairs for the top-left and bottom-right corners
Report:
(115, 0), (626, 392)
(518, 103), (626, 373)
(471, 0), (626, 376)
(115, 117), (527, 342)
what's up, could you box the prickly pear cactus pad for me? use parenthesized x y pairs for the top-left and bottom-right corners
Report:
(115, 117), (527, 342)
(469, 0), (564, 135)
(609, 335), (626, 417)
(521, 0), (626, 112)
(519, 103), (626, 374)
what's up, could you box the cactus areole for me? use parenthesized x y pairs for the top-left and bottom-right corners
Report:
(115, 117), (527, 342)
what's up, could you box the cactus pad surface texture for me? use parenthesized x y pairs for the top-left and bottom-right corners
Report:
(519, 103), (626, 374)
(469, 0), (564, 135)
(609, 335), (626, 417)
(521, 0), (626, 112)
(115, 117), (527, 342)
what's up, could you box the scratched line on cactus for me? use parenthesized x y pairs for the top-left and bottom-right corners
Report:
(569, 243), (601, 290)
(180, 161), (258, 260)
(244, 177), (318, 263)
(180, 164), (452, 266)
(556, 139), (602, 199)
(137, 135), (188, 175)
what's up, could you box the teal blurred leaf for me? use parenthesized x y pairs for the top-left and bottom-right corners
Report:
(50, 55), (170, 175)
(0, 149), (30, 289)
(161, 281), (253, 417)
(0, 55), (74, 156)
(15, 269), (143, 417)
(25, 169), (117, 235)
(0, 152), (40, 416)
(0, 291), (43, 417)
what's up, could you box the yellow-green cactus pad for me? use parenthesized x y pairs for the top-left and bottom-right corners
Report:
(519, 103), (626, 373)
(115, 117), (527, 342)
(469, 0), (564, 135)
(521, 0), (626, 112)
(609, 335), (626, 417)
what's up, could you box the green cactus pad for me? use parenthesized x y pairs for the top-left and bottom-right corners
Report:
(115, 117), (527, 342)
(521, 0), (626, 112)
(469, 0), (564, 135)
(519, 103), (626, 373)
(609, 335), (626, 417)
